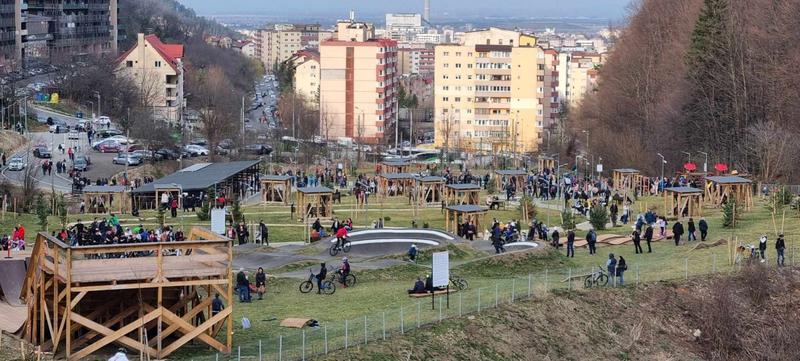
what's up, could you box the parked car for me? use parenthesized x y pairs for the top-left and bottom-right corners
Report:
(102, 135), (132, 145)
(92, 138), (120, 150)
(132, 150), (163, 161)
(183, 144), (209, 157)
(72, 156), (89, 172)
(94, 129), (123, 139)
(190, 138), (208, 146)
(75, 119), (91, 132)
(49, 119), (69, 133)
(96, 142), (122, 153)
(155, 148), (181, 160)
(112, 153), (143, 166)
(244, 144), (273, 155)
(7, 156), (25, 171)
(33, 146), (51, 158)
(94, 116), (111, 127)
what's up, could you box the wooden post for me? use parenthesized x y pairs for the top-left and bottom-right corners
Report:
(65, 248), (72, 358)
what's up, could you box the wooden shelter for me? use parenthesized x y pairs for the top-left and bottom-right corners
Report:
(705, 176), (753, 210)
(381, 160), (411, 174)
(494, 169), (527, 191)
(378, 173), (417, 197)
(444, 204), (488, 237)
(664, 187), (703, 217)
(612, 169), (642, 192)
(445, 183), (482, 205)
(296, 186), (334, 221)
(82, 185), (128, 214)
(154, 183), (183, 210)
(416, 176), (445, 205)
(20, 228), (234, 360)
(537, 156), (556, 172)
(260, 175), (292, 205)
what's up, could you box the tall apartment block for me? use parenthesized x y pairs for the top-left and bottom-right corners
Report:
(256, 24), (332, 71)
(556, 52), (603, 108)
(24, 0), (118, 62)
(434, 27), (559, 154)
(319, 16), (398, 144)
(0, 0), (21, 70)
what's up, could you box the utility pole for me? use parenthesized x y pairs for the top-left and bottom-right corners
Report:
(409, 109), (414, 147)
(95, 91), (101, 117)
(395, 97), (399, 150)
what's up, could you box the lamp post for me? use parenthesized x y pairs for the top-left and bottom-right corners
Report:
(94, 91), (101, 118)
(657, 153), (666, 192)
(681, 151), (691, 164)
(581, 129), (589, 155)
(698, 151), (708, 173)
(575, 154), (584, 180)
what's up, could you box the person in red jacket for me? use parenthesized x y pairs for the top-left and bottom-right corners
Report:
(15, 224), (25, 241)
(335, 226), (348, 250)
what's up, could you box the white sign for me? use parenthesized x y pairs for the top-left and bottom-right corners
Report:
(596, 164), (603, 173)
(211, 208), (227, 235)
(431, 251), (450, 288)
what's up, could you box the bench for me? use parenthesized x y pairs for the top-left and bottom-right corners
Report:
(408, 288), (458, 298)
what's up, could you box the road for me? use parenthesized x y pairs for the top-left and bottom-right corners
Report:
(1, 105), (131, 192)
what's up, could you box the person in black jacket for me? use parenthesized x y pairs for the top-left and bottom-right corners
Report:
(644, 224), (654, 253)
(586, 229), (597, 255)
(631, 229), (642, 254)
(408, 277), (426, 294)
(687, 218), (696, 241)
(566, 230), (575, 257)
(255, 267), (267, 300)
(236, 268), (251, 302)
(776, 234), (786, 266)
(698, 217), (709, 241)
(551, 228), (560, 248)
(672, 221), (684, 246)
(316, 263), (328, 294)
(258, 220), (269, 245)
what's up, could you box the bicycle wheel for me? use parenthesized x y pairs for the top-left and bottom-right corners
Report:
(342, 241), (352, 253)
(344, 274), (356, 287)
(322, 281), (336, 295)
(299, 281), (314, 293)
(329, 244), (339, 257)
(598, 273), (609, 286)
(456, 278), (469, 290)
(584, 276), (594, 289)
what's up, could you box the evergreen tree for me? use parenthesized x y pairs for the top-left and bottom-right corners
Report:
(35, 194), (50, 231)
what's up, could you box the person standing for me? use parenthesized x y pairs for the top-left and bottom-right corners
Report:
(316, 262), (328, 294)
(258, 220), (269, 245)
(698, 217), (709, 241)
(758, 235), (768, 262)
(236, 268), (251, 302)
(687, 218), (696, 241)
(672, 220), (684, 246)
(566, 229), (575, 258)
(609, 202), (618, 227)
(587, 229), (597, 255)
(616, 256), (627, 286)
(255, 267), (267, 300)
(632, 229), (642, 254)
(211, 293), (224, 317)
(776, 234), (786, 266)
(606, 253), (617, 286)
(551, 228), (560, 248)
(644, 224), (654, 253)
(170, 197), (178, 218)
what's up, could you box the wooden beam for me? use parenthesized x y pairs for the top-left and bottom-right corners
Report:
(160, 307), (227, 353)
(70, 278), (228, 293)
(69, 308), (161, 360)
(159, 308), (231, 356)
(69, 304), (140, 350)
(147, 296), (210, 347)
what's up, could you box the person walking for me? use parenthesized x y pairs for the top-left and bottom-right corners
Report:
(587, 229), (597, 255)
(566, 229), (575, 258)
(609, 202), (618, 227)
(606, 253), (617, 286)
(644, 224), (654, 253)
(672, 220), (684, 246)
(616, 256), (627, 286)
(698, 217), (709, 241)
(258, 220), (269, 245)
(687, 218), (696, 241)
(211, 293), (225, 317)
(776, 234), (786, 266)
(758, 235), (768, 262)
(632, 229), (642, 254)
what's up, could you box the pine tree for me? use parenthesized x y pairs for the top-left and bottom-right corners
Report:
(35, 194), (50, 231)
(589, 205), (609, 231)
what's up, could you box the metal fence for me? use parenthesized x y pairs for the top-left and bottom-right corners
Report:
(189, 245), (797, 361)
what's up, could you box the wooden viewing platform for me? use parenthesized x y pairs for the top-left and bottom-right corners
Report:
(21, 228), (234, 360)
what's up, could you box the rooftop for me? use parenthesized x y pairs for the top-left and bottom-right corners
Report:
(664, 187), (703, 194)
(706, 176), (752, 184)
(131, 161), (260, 194)
(446, 183), (481, 190)
(261, 175), (293, 182)
(297, 186), (334, 194)
(446, 204), (489, 213)
(613, 168), (640, 173)
(495, 169), (528, 176)
(380, 173), (418, 180)
(417, 176), (445, 183)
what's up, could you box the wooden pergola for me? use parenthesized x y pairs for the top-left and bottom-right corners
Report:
(612, 169), (642, 192)
(381, 160), (411, 174)
(494, 169), (528, 191)
(378, 173), (418, 198)
(444, 204), (488, 237)
(260, 175), (292, 205)
(155, 183), (183, 210)
(82, 185), (128, 214)
(537, 156), (556, 172)
(705, 176), (753, 210)
(445, 183), (482, 205)
(416, 176), (445, 205)
(21, 228), (234, 360)
(296, 186), (334, 221)
(664, 187), (703, 217)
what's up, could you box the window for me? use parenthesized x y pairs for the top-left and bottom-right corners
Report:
(454, 97), (461, 102)
(467, 64), (473, 69)
(125, 61), (133, 67)
(455, 52), (462, 56)
(442, 86), (449, 91)
(442, 97), (449, 101)
(155, 61), (162, 68)
(443, 63), (449, 68)
(537, 64), (545, 70)
(455, 63), (462, 68)
(443, 51), (449, 56)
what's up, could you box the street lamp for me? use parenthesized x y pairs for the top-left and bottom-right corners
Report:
(93, 91), (101, 118)
(86, 101), (94, 118)
(681, 151), (691, 164)
(698, 151), (709, 173)
(575, 154), (585, 179)
(657, 153), (666, 192)
(581, 129), (590, 155)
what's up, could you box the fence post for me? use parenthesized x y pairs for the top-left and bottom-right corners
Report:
(400, 307), (404, 334)
(259, 339), (262, 361)
(324, 325), (328, 354)
(416, 301), (421, 328)
(511, 278), (516, 302)
(382, 312), (386, 340)
(636, 264), (640, 285)
(712, 254), (717, 273)
(527, 273), (532, 297)
(458, 292), (462, 316)
(477, 288), (481, 312)
(792, 244), (795, 266)
(684, 258), (689, 280)
(545, 269), (549, 292)
(345, 319), (349, 349)
(438, 297), (443, 321)
(216, 353), (219, 361)
(302, 330), (306, 361)
(568, 268), (572, 291)
(279, 335), (283, 361)
(364, 315), (368, 345)
(494, 283), (499, 307)
(237, 346), (241, 361)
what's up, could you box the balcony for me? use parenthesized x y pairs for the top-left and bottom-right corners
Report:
(62, 3), (90, 11)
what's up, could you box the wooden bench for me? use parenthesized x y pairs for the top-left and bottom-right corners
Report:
(408, 288), (458, 298)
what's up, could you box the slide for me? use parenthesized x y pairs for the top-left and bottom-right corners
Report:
(0, 258), (28, 334)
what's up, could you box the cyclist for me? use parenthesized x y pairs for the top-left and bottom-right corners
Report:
(316, 262), (328, 294)
(335, 225), (348, 250)
(338, 257), (351, 287)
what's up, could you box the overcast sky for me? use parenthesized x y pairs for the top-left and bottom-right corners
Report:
(177, 0), (631, 19)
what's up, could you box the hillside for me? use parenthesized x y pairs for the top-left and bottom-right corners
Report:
(321, 267), (800, 361)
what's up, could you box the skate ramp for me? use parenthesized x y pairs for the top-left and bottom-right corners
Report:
(0, 258), (28, 334)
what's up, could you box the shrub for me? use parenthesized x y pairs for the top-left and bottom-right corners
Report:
(561, 209), (576, 230)
(518, 196), (537, 221)
(383, 216), (391, 222)
(722, 196), (740, 228)
(588, 204), (608, 230)
(196, 187), (215, 221)
(486, 178), (497, 194)
(35, 193), (49, 231)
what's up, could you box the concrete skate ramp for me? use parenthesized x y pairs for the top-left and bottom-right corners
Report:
(326, 229), (455, 257)
(504, 242), (540, 249)
(0, 259), (27, 306)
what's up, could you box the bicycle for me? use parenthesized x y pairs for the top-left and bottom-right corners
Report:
(584, 266), (609, 288)
(449, 275), (469, 291)
(329, 238), (352, 256)
(330, 268), (357, 288)
(299, 269), (336, 295)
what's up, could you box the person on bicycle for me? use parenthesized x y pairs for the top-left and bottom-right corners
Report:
(316, 262), (328, 294)
(408, 244), (418, 262)
(335, 225), (348, 250)
(339, 257), (351, 287)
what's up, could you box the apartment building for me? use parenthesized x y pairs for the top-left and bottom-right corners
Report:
(0, 0), (21, 70)
(556, 52), (602, 107)
(289, 49), (320, 106)
(116, 33), (184, 123)
(397, 42), (434, 76)
(319, 17), (398, 144)
(385, 13), (424, 41)
(256, 24), (332, 71)
(24, 0), (118, 62)
(434, 28), (559, 154)
(232, 40), (256, 58)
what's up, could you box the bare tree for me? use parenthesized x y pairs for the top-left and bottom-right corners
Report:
(190, 66), (238, 160)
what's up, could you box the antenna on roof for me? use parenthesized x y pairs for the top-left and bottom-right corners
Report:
(349, 9), (355, 21)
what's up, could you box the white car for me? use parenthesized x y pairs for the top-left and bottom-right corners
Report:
(7, 157), (25, 171)
(94, 116), (111, 126)
(183, 144), (209, 156)
(92, 135), (131, 147)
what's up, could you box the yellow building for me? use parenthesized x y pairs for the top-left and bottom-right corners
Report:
(319, 18), (398, 144)
(256, 24), (333, 71)
(557, 52), (603, 107)
(434, 28), (558, 154)
(289, 50), (320, 106)
(116, 33), (185, 123)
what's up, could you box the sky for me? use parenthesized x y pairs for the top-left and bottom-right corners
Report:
(177, 0), (631, 20)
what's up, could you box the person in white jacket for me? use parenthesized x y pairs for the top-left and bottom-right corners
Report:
(108, 348), (128, 361)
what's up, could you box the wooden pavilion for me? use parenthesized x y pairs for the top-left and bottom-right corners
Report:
(154, 183), (183, 210)
(494, 169), (528, 191)
(612, 169), (642, 192)
(296, 186), (334, 221)
(444, 204), (488, 237)
(378, 173), (418, 197)
(445, 183), (482, 205)
(664, 187), (703, 217)
(416, 176), (445, 205)
(537, 155), (556, 172)
(21, 228), (234, 360)
(82, 185), (128, 214)
(381, 160), (411, 174)
(705, 176), (753, 210)
(260, 174), (292, 205)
